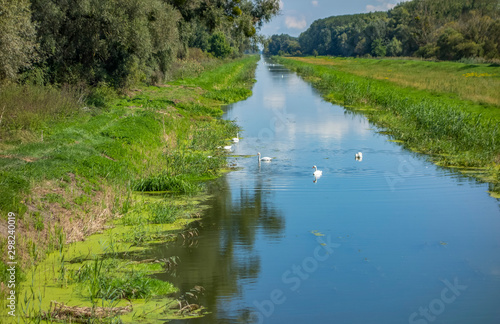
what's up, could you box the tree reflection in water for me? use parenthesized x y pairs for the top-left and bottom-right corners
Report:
(150, 172), (285, 321)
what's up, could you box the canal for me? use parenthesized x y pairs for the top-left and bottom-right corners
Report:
(153, 56), (500, 324)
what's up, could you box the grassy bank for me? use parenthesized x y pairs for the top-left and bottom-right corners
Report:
(276, 56), (500, 195)
(289, 57), (500, 107)
(0, 55), (259, 322)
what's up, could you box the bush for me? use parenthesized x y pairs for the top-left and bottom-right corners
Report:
(209, 32), (232, 59)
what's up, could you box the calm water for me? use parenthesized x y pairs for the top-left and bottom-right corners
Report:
(153, 57), (500, 323)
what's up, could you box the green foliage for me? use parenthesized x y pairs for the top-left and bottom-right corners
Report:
(132, 174), (201, 193)
(386, 37), (403, 56)
(265, 0), (500, 61)
(0, 0), (37, 81)
(101, 111), (161, 145)
(148, 203), (181, 224)
(30, 0), (181, 86)
(371, 39), (387, 57)
(277, 56), (500, 169)
(437, 27), (466, 60)
(232, 6), (242, 16)
(0, 83), (85, 134)
(176, 102), (224, 117)
(73, 258), (175, 300)
(264, 34), (302, 56)
(85, 84), (118, 109)
(209, 32), (233, 58)
(204, 88), (252, 103)
(2, 0), (280, 86)
(0, 171), (29, 216)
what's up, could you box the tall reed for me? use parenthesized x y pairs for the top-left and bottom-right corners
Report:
(278, 57), (500, 169)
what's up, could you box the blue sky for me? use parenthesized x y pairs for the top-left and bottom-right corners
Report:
(260, 0), (410, 37)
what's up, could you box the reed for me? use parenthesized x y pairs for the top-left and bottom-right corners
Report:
(132, 174), (201, 193)
(0, 55), (259, 318)
(290, 56), (500, 107)
(0, 83), (86, 137)
(148, 203), (182, 224)
(72, 257), (176, 301)
(277, 56), (500, 187)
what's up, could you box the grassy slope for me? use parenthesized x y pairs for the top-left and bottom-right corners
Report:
(278, 56), (500, 194)
(291, 57), (500, 107)
(0, 55), (259, 322)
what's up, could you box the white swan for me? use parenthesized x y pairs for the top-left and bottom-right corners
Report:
(312, 165), (322, 177)
(258, 152), (272, 162)
(232, 132), (239, 143)
(355, 152), (363, 161)
(223, 145), (232, 150)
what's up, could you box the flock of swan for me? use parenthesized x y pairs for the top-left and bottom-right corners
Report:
(223, 133), (363, 181)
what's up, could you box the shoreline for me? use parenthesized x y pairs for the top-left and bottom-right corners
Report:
(0, 55), (260, 322)
(275, 56), (500, 197)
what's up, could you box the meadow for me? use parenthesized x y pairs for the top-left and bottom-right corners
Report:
(0, 55), (259, 322)
(277, 56), (500, 195)
(290, 56), (500, 109)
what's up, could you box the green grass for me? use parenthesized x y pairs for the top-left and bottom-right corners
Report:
(290, 56), (500, 107)
(0, 55), (258, 213)
(0, 83), (85, 136)
(0, 55), (259, 322)
(72, 258), (176, 301)
(277, 56), (500, 189)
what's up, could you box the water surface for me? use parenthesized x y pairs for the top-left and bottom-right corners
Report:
(153, 57), (500, 324)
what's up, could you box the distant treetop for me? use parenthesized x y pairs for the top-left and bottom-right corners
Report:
(264, 0), (500, 61)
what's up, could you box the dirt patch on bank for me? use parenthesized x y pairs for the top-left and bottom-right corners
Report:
(0, 173), (124, 268)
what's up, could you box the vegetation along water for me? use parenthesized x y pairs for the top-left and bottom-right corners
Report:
(1, 0), (280, 322)
(1, 0), (500, 322)
(275, 56), (500, 197)
(0, 55), (259, 322)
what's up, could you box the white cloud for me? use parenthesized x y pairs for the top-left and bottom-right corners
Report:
(279, 0), (284, 9)
(312, 1), (318, 6)
(263, 92), (286, 110)
(285, 16), (307, 30)
(366, 0), (410, 12)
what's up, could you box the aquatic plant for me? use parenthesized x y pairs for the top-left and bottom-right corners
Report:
(148, 203), (181, 224)
(132, 174), (201, 193)
(72, 257), (176, 301)
(1, 55), (259, 322)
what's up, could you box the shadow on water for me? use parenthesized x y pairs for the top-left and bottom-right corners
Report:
(150, 173), (285, 322)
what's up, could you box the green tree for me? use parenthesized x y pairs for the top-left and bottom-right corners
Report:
(0, 0), (37, 81)
(209, 32), (232, 58)
(386, 37), (403, 56)
(264, 34), (301, 56)
(436, 27), (464, 60)
(289, 0), (500, 61)
(415, 43), (439, 58)
(30, 0), (180, 86)
(371, 38), (387, 57)
(167, 0), (280, 55)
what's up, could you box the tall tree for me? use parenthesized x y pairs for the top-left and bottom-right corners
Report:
(31, 0), (180, 86)
(267, 0), (500, 60)
(0, 0), (37, 81)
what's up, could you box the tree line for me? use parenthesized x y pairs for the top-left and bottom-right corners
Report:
(0, 0), (280, 87)
(264, 0), (500, 61)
